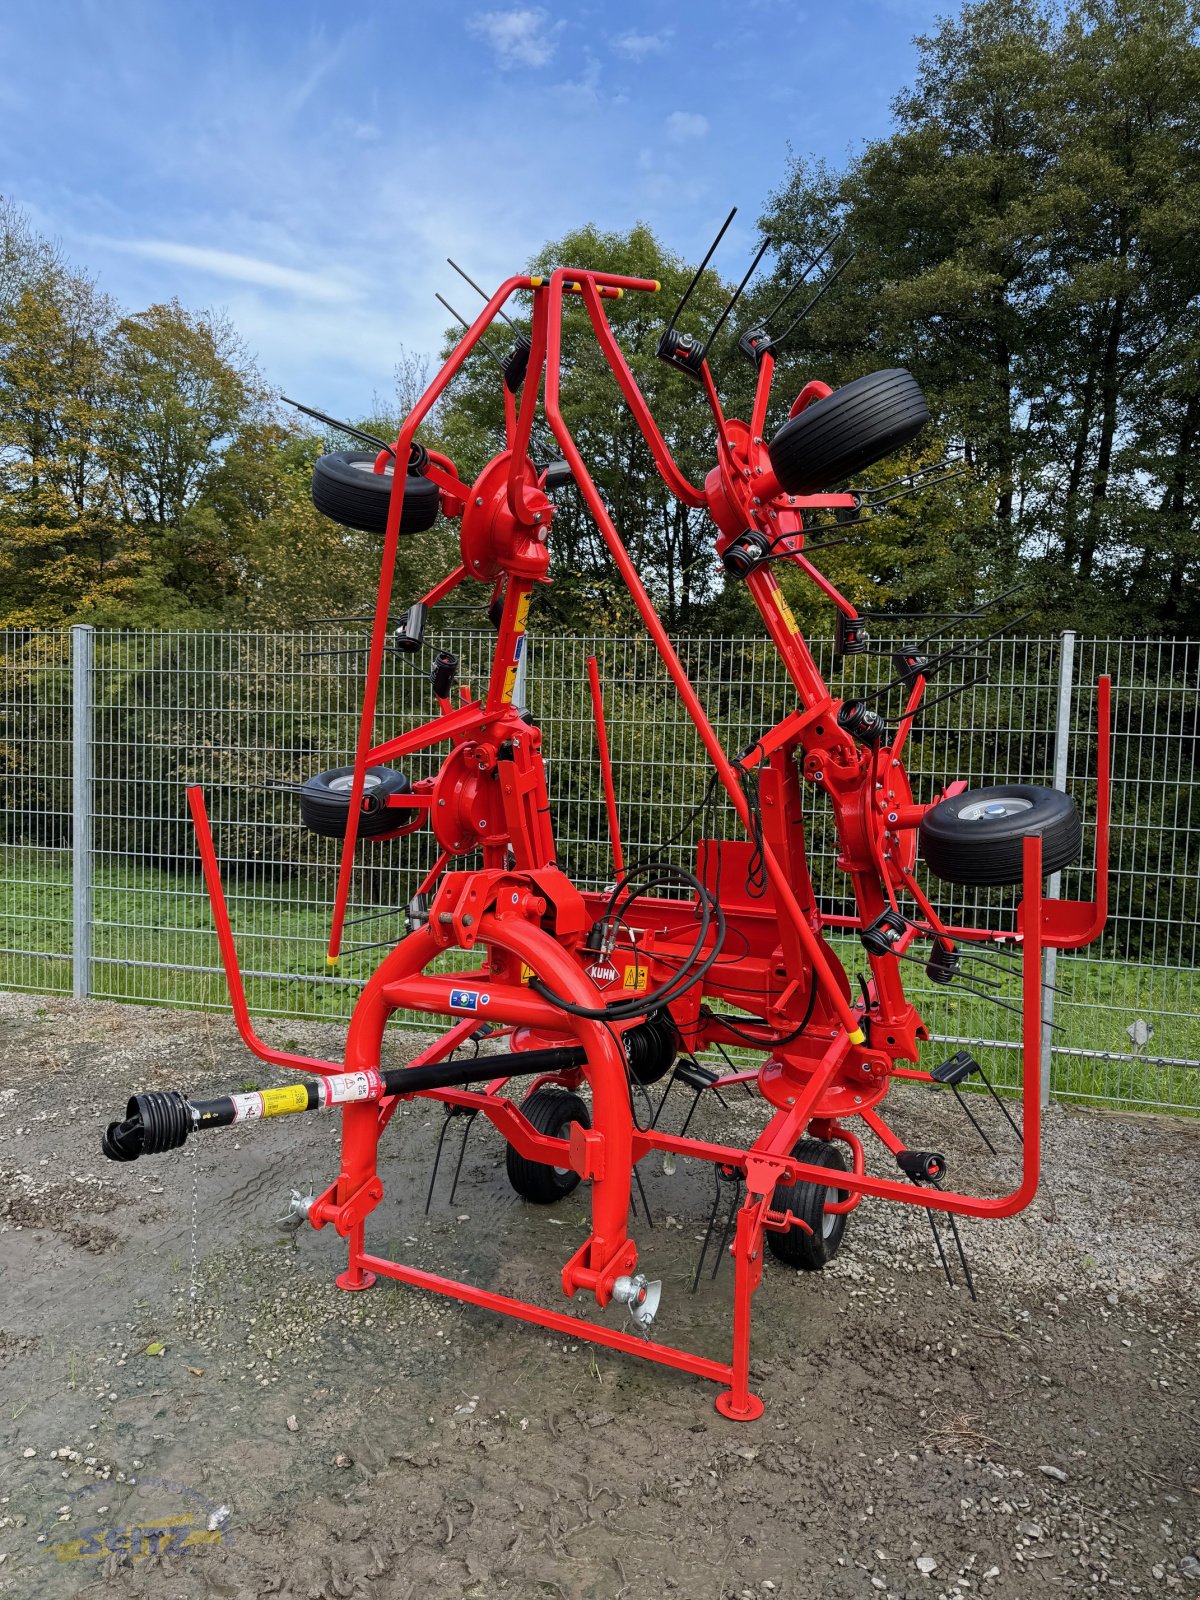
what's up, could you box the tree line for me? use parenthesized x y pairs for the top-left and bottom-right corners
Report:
(2, 0), (1196, 639)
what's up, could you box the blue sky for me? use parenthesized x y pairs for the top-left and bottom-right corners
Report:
(0, 0), (943, 414)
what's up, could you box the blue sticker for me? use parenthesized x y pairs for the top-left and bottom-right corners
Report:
(450, 989), (479, 1011)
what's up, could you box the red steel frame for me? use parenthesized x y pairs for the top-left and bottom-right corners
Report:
(185, 268), (1112, 1420)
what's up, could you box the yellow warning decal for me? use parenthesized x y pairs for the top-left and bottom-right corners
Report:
(621, 963), (650, 993)
(260, 1084), (310, 1117)
(520, 962), (535, 984)
(502, 663), (519, 703)
(772, 587), (801, 635)
(513, 589), (531, 633)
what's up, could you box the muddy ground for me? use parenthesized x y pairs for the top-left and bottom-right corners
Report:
(0, 991), (1195, 1600)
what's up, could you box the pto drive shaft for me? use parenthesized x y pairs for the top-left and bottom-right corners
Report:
(101, 1044), (588, 1163)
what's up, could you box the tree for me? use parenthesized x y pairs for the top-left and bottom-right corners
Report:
(758, 0), (1200, 633)
(104, 300), (269, 611)
(0, 257), (141, 624)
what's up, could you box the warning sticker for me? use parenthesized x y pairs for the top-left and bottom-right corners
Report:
(501, 634), (526, 703)
(771, 586), (801, 635)
(259, 1084), (309, 1117)
(621, 963), (650, 993)
(519, 962), (536, 984)
(317, 1070), (381, 1108)
(231, 1083), (311, 1121)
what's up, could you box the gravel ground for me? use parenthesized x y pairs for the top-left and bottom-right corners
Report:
(0, 991), (1196, 1600)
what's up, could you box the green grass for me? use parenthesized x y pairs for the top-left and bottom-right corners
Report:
(2, 847), (1196, 1112)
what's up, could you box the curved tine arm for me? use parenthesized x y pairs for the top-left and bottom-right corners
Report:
(545, 270), (862, 1040)
(577, 278), (707, 509)
(506, 286), (549, 522)
(327, 277), (532, 960)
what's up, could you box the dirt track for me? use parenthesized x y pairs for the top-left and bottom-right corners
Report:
(0, 992), (1196, 1599)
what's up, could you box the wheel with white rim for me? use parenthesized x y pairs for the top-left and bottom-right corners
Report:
(766, 1138), (850, 1271)
(299, 764), (412, 838)
(505, 1086), (589, 1204)
(918, 783), (1082, 887)
(311, 450), (440, 534)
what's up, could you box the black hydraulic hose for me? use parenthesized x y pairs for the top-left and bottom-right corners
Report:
(532, 865), (725, 1022)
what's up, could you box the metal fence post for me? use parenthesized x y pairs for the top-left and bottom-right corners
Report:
(71, 624), (93, 1000)
(1040, 629), (1076, 1104)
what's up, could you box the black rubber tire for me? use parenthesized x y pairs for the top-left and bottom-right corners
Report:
(299, 765), (412, 839)
(919, 784), (1082, 887)
(766, 1138), (850, 1270)
(767, 369), (930, 494)
(505, 1086), (589, 1204)
(311, 451), (440, 535)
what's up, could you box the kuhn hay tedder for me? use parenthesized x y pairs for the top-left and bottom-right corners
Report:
(102, 221), (1110, 1420)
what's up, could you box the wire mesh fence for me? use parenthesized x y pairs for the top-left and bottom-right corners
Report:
(1, 625), (1196, 1113)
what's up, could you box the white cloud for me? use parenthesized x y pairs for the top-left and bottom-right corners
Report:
(613, 30), (672, 60)
(468, 8), (559, 69)
(666, 111), (709, 142)
(94, 239), (353, 302)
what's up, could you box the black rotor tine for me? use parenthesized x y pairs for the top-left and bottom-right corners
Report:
(927, 1205), (955, 1288)
(977, 1064), (1024, 1145)
(951, 1085), (998, 1155)
(425, 1110), (457, 1214)
(941, 1199), (977, 1301)
(281, 395), (394, 453)
(713, 1042), (756, 1099)
(436, 293), (504, 365)
(650, 1066), (681, 1131)
(760, 231), (840, 326)
(711, 1179), (742, 1280)
(857, 607), (1038, 708)
(342, 904), (406, 929)
(692, 1169), (725, 1292)
(447, 258), (517, 327)
(676, 1087), (704, 1141)
(634, 1164), (655, 1229)
(446, 1110), (479, 1207)
(958, 947), (1048, 979)
(911, 583), (1028, 650)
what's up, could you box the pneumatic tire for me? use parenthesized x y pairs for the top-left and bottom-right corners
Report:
(919, 784), (1082, 887)
(766, 1138), (850, 1271)
(311, 451), (440, 535)
(767, 368), (930, 494)
(505, 1086), (589, 1204)
(299, 765), (412, 839)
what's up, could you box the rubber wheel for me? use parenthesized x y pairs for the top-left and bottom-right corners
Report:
(919, 784), (1082, 887)
(766, 1138), (849, 1270)
(311, 451), (440, 535)
(767, 369), (929, 494)
(505, 1086), (589, 1204)
(299, 765), (412, 839)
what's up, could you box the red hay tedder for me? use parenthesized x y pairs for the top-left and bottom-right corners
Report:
(102, 227), (1111, 1421)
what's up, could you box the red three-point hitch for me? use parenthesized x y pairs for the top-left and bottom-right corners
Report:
(101, 235), (1111, 1422)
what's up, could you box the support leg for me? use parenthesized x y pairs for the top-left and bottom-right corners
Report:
(715, 1199), (765, 1421)
(336, 1220), (377, 1292)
